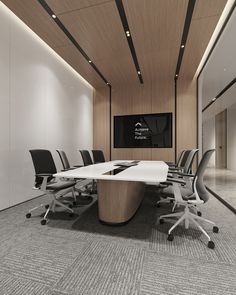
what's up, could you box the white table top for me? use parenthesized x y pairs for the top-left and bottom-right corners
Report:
(54, 160), (168, 183)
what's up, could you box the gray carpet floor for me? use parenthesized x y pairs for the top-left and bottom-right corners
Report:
(0, 185), (236, 295)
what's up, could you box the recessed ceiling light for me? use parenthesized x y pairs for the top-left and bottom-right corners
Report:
(52, 14), (57, 19)
(88, 60), (92, 63)
(126, 30), (130, 37)
(181, 44), (185, 48)
(212, 97), (216, 101)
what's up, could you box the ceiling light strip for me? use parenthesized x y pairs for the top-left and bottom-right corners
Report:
(115, 0), (143, 84)
(175, 0), (196, 80)
(37, 0), (110, 86)
(197, 1), (236, 78)
(202, 77), (236, 112)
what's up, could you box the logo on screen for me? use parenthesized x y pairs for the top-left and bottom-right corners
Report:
(135, 121), (149, 140)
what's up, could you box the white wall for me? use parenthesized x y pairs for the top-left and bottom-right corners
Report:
(227, 103), (236, 172)
(199, 5), (236, 170)
(0, 2), (93, 210)
(202, 117), (215, 167)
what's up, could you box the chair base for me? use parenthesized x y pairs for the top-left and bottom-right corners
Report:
(159, 205), (219, 248)
(157, 197), (202, 215)
(26, 188), (75, 225)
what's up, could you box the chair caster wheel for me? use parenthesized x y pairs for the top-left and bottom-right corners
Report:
(208, 240), (215, 249)
(213, 226), (219, 233)
(197, 211), (202, 216)
(26, 213), (31, 219)
(167, 234), (174, 241)
(45, 204), (49, 209)
(41, 219), (47, 225)
(73, 201), (77, 206)
(68, 204), (73, 209)
(159, 218), (164, 224)
(69, 213), (74, 218)
(170, 199), (174, 204)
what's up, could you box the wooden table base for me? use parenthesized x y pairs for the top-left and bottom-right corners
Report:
(97, 180), (145, 225)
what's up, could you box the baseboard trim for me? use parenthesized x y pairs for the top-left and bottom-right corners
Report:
(0, 193), (45, 213)
(206, 186), (236, 215)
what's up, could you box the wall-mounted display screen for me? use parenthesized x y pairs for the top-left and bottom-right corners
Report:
(114, 113), (172, 148)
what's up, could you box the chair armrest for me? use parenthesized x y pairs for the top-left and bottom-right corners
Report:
(61, 168), (75, 171)
(35, 174), (53, 191)
(174, 172), (195, 178)
(168, 167), (184, 172)
(166, 162), (176, 167)
(166, 177), (186, 185)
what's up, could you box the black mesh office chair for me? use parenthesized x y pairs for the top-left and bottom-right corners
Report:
(159, 149), (219, 249)
(56, 150), (82, 170)
(168, 149), (198, 174)
(165, 149), (186, 168)
(157, 149), (198, 207)
(56, 150), (93, 204)
(79, 150), (97, 193)
(92, 150), (105, 164)
(80, 150), (93, 166)
(26, 149), (76, 225)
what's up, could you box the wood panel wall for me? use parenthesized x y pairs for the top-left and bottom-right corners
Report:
(176, 77), (197, 170)
(94, 80), (176, 162)
(93, 87), (110, 161)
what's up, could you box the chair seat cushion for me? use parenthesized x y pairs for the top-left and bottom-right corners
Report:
(162, 185), (193, 198)
(46, 180), (76, 191)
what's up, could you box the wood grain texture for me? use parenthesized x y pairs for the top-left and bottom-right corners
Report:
(123, 0), (188, 83)
(2, 0), (70, 48)
(215, 110), (227, 168)
(192, 0), (227, 20)
(57, 1), (137, 87)
(97, 179), (145, 224)
(55, 44), (103, 87)
(93, 80), (176, 162)
(176, 77), (197, 169)
(47, 0), (112, 15)
(93, 87), (110, 161)
(180, 0), (227, 79)
(2, 0), (226, 88)
(1, 0), (104, 88)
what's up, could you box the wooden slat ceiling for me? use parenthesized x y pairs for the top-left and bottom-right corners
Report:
(2, 0), (227, 88)
(123, 0), (188, 82)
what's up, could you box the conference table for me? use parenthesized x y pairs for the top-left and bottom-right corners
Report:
(54, 160), (168, 225)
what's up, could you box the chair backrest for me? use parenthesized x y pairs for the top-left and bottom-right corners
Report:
(183, 149), (198, 173)
(176, 150), (186, 167)
(92, 150), (105, 164)
(80, 150), (93, 166)
(178, 150), (191, 168)
(29, 149), (57, 186)
(193, 149), (215, 203)
(56, 150), (70, 170)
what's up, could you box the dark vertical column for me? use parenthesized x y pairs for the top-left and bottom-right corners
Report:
(174, 79), (177, 163)
(109, 85), (112, 161)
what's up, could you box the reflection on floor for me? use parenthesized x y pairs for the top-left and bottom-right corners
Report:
(205, 167), (236, 209)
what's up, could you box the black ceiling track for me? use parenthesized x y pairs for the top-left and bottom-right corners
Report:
(115, 0), (143, 84)
(202, 77), (236, 112)
(37, 0), (110, 86)
(175, 0), (196, 80)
